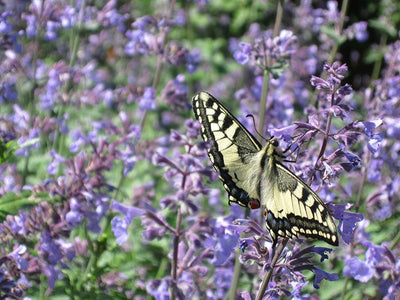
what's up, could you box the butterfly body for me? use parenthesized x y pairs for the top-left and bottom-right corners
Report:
(192, 91), (338, 246)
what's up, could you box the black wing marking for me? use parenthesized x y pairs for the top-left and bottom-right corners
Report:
(192, 91), (261, 209)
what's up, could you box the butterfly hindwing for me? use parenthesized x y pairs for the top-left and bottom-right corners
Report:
(192, 92), (262, 209)
(192, 91), (338, 246)
(264, 162), (338, 246)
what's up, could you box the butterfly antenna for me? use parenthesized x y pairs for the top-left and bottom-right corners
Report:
(246, 114), (268, 142)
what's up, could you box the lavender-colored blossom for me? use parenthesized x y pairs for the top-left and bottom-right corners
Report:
(40, 68), (63, 110)
(45, 20), (60, 41)
(162, 74), (188, 110)
(6, 245), (28, 271)
(233, 42), (252, 65)
(312, 268), (339, 289)
(332, 204), (363, 244)
(211, 217), (240, 266)
(23, 14), (37, 38)
(186, 48), (201, 73)
(47, 150), (66, 175)
(146, 278), (171, 300)
(343, 257), (374, 282)
(60, 6), (76, 28)
(345, 21), (369, 42)
(139, 87), (156, 111)
(65, 197), (83, 226)
(111, 216), (129, 245)
(40, 231), (63, 265)
(0, 82), (17, 103)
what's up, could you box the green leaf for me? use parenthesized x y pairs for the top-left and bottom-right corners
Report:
(320, 25), (347, 45)
(0, 138), (40, 164)
(369, 19), (397, 37)
(0, 191), (59, 222)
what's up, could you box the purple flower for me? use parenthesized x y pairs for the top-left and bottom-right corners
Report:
(23, 14), (37, 38)
(343, 257), (374, 282)
(186, 48), (201, 73)
(233, 42), (252, 65)
(111, 216), (129, 245)
(40, 231), (63, 265)
(162, 74), (188, 110)
(60, 6), (76, 28)
(312, 268), (339, 288)
(45, 20), (60, 41)
(0, 82), (18, 103)
(6, 245), (28, 271)
(66, 197), (83, 226)
(47, 150), (66, 175)
(146, 278), (171, 300)
(111, 201), (145, 244)
(139, 87), (156, 111)
(40, 67), (64, 110)
(332, 204), (364, 244)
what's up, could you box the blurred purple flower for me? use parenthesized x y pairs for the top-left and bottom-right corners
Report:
(47, 150), (66, 175)
(0, 82), (18, 103)
(211, 217), (240, 266)
(162, 74), (188, 110)
(6, 245), (28, 271)
(45, 20), (60, 41)
(60, 6), (76, 28)
(332, 204), (363, 244)
(40, 231), (63, 265)
(40, 67), (64, 110)
(139, 87), (156, 111)
(345, 21), (369, 42)
(233, 42), (252, 65)
(186, 48), (201, 73)
(111, 200), (145, 245)
(23, 14), (37, 38)
(66, 197), (83, 227)
(146, 278), (171, 300)
(343, 257), (374, 282)
(356, 120), (383, 153)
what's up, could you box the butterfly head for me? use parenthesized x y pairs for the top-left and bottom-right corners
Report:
(269, 137), (279, 147)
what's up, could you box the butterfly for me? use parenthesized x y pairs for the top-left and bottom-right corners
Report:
(192, 91), (338, 246)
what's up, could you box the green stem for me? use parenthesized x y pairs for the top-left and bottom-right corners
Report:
(273, 0), (284, 37)
(170, 205), (182, 300)
(370, 35), (387, 82)
(54, 0), (86, 155)
(225, 209), (250, 300)
(224, 248), (243, 300)
(140, 0), (176, 129)
(312, 88), (335, 179)
(328, 0), (349, 64)
(390, 230), (400, 251)
(354, 151), (369, 212)
(255, 238), (288, 300)
(340, 277), (351, 300)
(22, 0), (45, 186)
(258, 0), (284, 134)
(258, 70), (271, 135)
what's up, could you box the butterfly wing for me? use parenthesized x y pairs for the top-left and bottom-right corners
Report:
(263, 160), (338, 246)
(192, 92), (338, 246)
(192, 92), (262, 209)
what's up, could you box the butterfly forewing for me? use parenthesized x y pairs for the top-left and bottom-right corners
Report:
(192, 91), (338, 246)
(192, 92), (262, 209)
